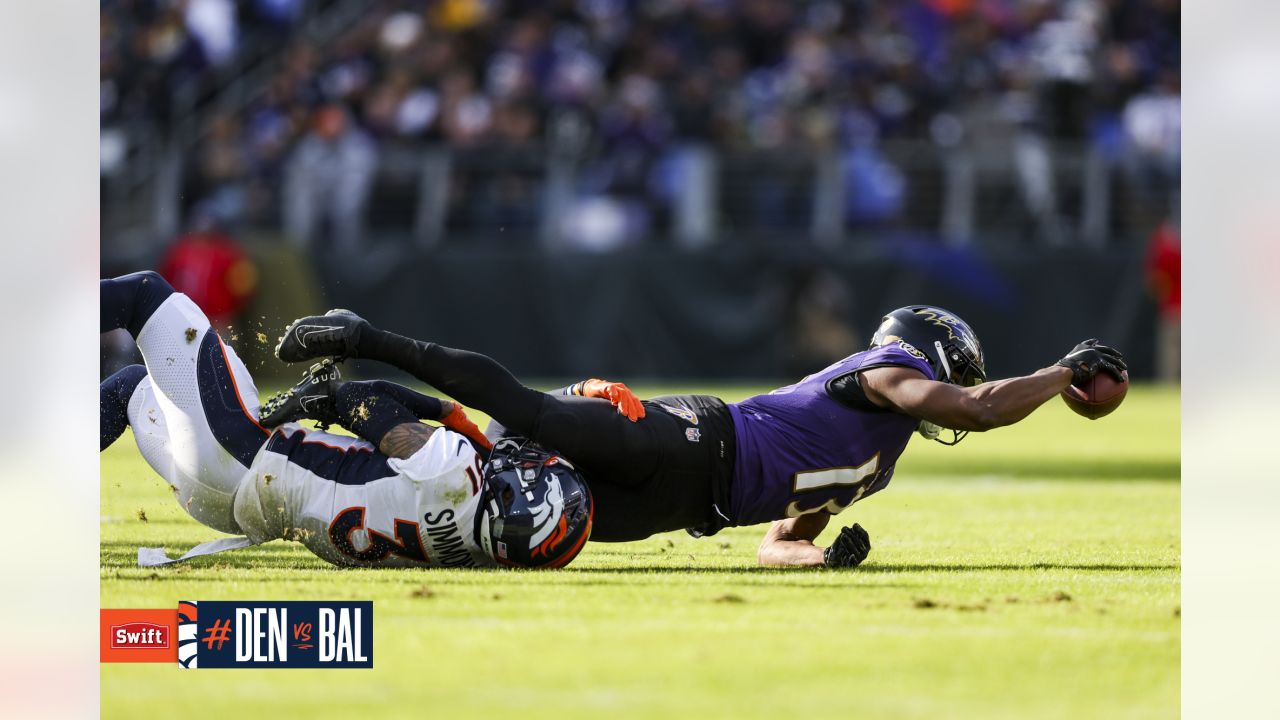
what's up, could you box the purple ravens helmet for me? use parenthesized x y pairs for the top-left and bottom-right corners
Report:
(870, 306), (986, 445)
(870, 306), (986, 387)
(475, 438), (593, 569)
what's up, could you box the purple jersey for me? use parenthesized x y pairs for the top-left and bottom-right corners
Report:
(726, 343), (935, 526)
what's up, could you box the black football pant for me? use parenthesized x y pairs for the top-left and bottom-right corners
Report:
(354, 328), (734, 541)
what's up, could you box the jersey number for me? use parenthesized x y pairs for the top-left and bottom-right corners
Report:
(785, 454), (881, 518)
(328, 506), (429, 564)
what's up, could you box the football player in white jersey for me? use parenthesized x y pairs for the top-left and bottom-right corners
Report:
(99, 271), (593, 569)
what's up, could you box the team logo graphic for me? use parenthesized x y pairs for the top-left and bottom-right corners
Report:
(177, 600), (199, 668)
(897, 341), (926, 360)
(177, 601), (372, 669)
(299, 394), (330, 413)
(528, 476), (566, 556)
(103, 601), (374, 668)
(913, 308), (983, 364)
(293, 324), (346, 349)
(913, 308), (965, 341)
(657, 402), (698, 425)
(100, 608), (178, 664)
(110, 622), (169, 650)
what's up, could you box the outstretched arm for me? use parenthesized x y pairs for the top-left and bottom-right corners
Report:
(353, 380), (493, 450)
(861, 365), (1074, 432)
(861, 339), (1128, 432)
(333, 381), (493, 455)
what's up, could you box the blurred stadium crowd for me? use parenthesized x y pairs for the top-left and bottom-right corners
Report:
(100, 0), (1180, 383)
(102, 0), (1179, 248)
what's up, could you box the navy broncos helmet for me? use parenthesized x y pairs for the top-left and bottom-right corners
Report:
(870, 306), (987, 445)
(475, 438), (593, 569)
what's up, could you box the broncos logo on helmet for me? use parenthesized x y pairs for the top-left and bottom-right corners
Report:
(531, 515), (571, 560)
(527, 475), (566, 554)
(477, 439), (593, 569)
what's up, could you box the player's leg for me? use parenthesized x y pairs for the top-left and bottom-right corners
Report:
(102, 271), (269, 533)
(353, 325), (666, 467)
(276, 313), (666, 472)
(276, 311), (547, 431)
(360, 331), (550, 434)
(101, 364), (148, 451)
(101, 362), (227, 530)
(361, 380), (447, 420)
(357, 334), (663, 471)
(101, 271), (174, 337)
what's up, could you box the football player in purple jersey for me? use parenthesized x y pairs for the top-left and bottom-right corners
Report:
(268, 306), (1124, 568)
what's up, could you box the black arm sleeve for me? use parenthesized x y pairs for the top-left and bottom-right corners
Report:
(826, 371), (887, 413)
(360, 380), (447, 421)
(333, 381), (423, 447)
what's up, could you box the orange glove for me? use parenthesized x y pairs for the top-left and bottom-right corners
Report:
(440, 403), (494, 451)
(575, 379), (646, 421)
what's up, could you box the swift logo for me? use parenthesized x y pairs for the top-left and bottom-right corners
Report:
(111, 622), (170, 649)
(101, 609), (179, 663)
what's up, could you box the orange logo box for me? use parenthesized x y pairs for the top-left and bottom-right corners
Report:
(101, 609), (178, 663)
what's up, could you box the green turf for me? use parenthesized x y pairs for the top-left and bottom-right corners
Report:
(101, 384), (1180, 720)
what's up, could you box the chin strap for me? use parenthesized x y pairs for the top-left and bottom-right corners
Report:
(918, 420), (969, 446)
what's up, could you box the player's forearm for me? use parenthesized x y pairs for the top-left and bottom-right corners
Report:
(362, 380), (448, 421)
(757, 538), (826, 567)
(963, 366), (1074, 429)
(379, 422), (436, 459)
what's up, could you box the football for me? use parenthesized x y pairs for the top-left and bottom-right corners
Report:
(1061, 370), (1130, 419)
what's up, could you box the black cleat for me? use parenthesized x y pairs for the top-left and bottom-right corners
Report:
(274, 309), (367, 363)
(259, 359), (344, 428)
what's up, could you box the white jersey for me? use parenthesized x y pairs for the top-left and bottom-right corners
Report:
(233, 424), (493, 569)
(119, 288), (494, 570)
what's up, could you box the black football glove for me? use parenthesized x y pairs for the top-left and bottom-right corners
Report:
(1055, 339), (1128, 384)
(823, 523), (871, 568)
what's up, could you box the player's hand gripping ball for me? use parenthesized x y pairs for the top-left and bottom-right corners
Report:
(824, 523), (871, 568)
(1056, 339), (1129, 419)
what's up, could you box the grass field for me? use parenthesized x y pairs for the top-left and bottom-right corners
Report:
(101, 383), (1180, 720)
